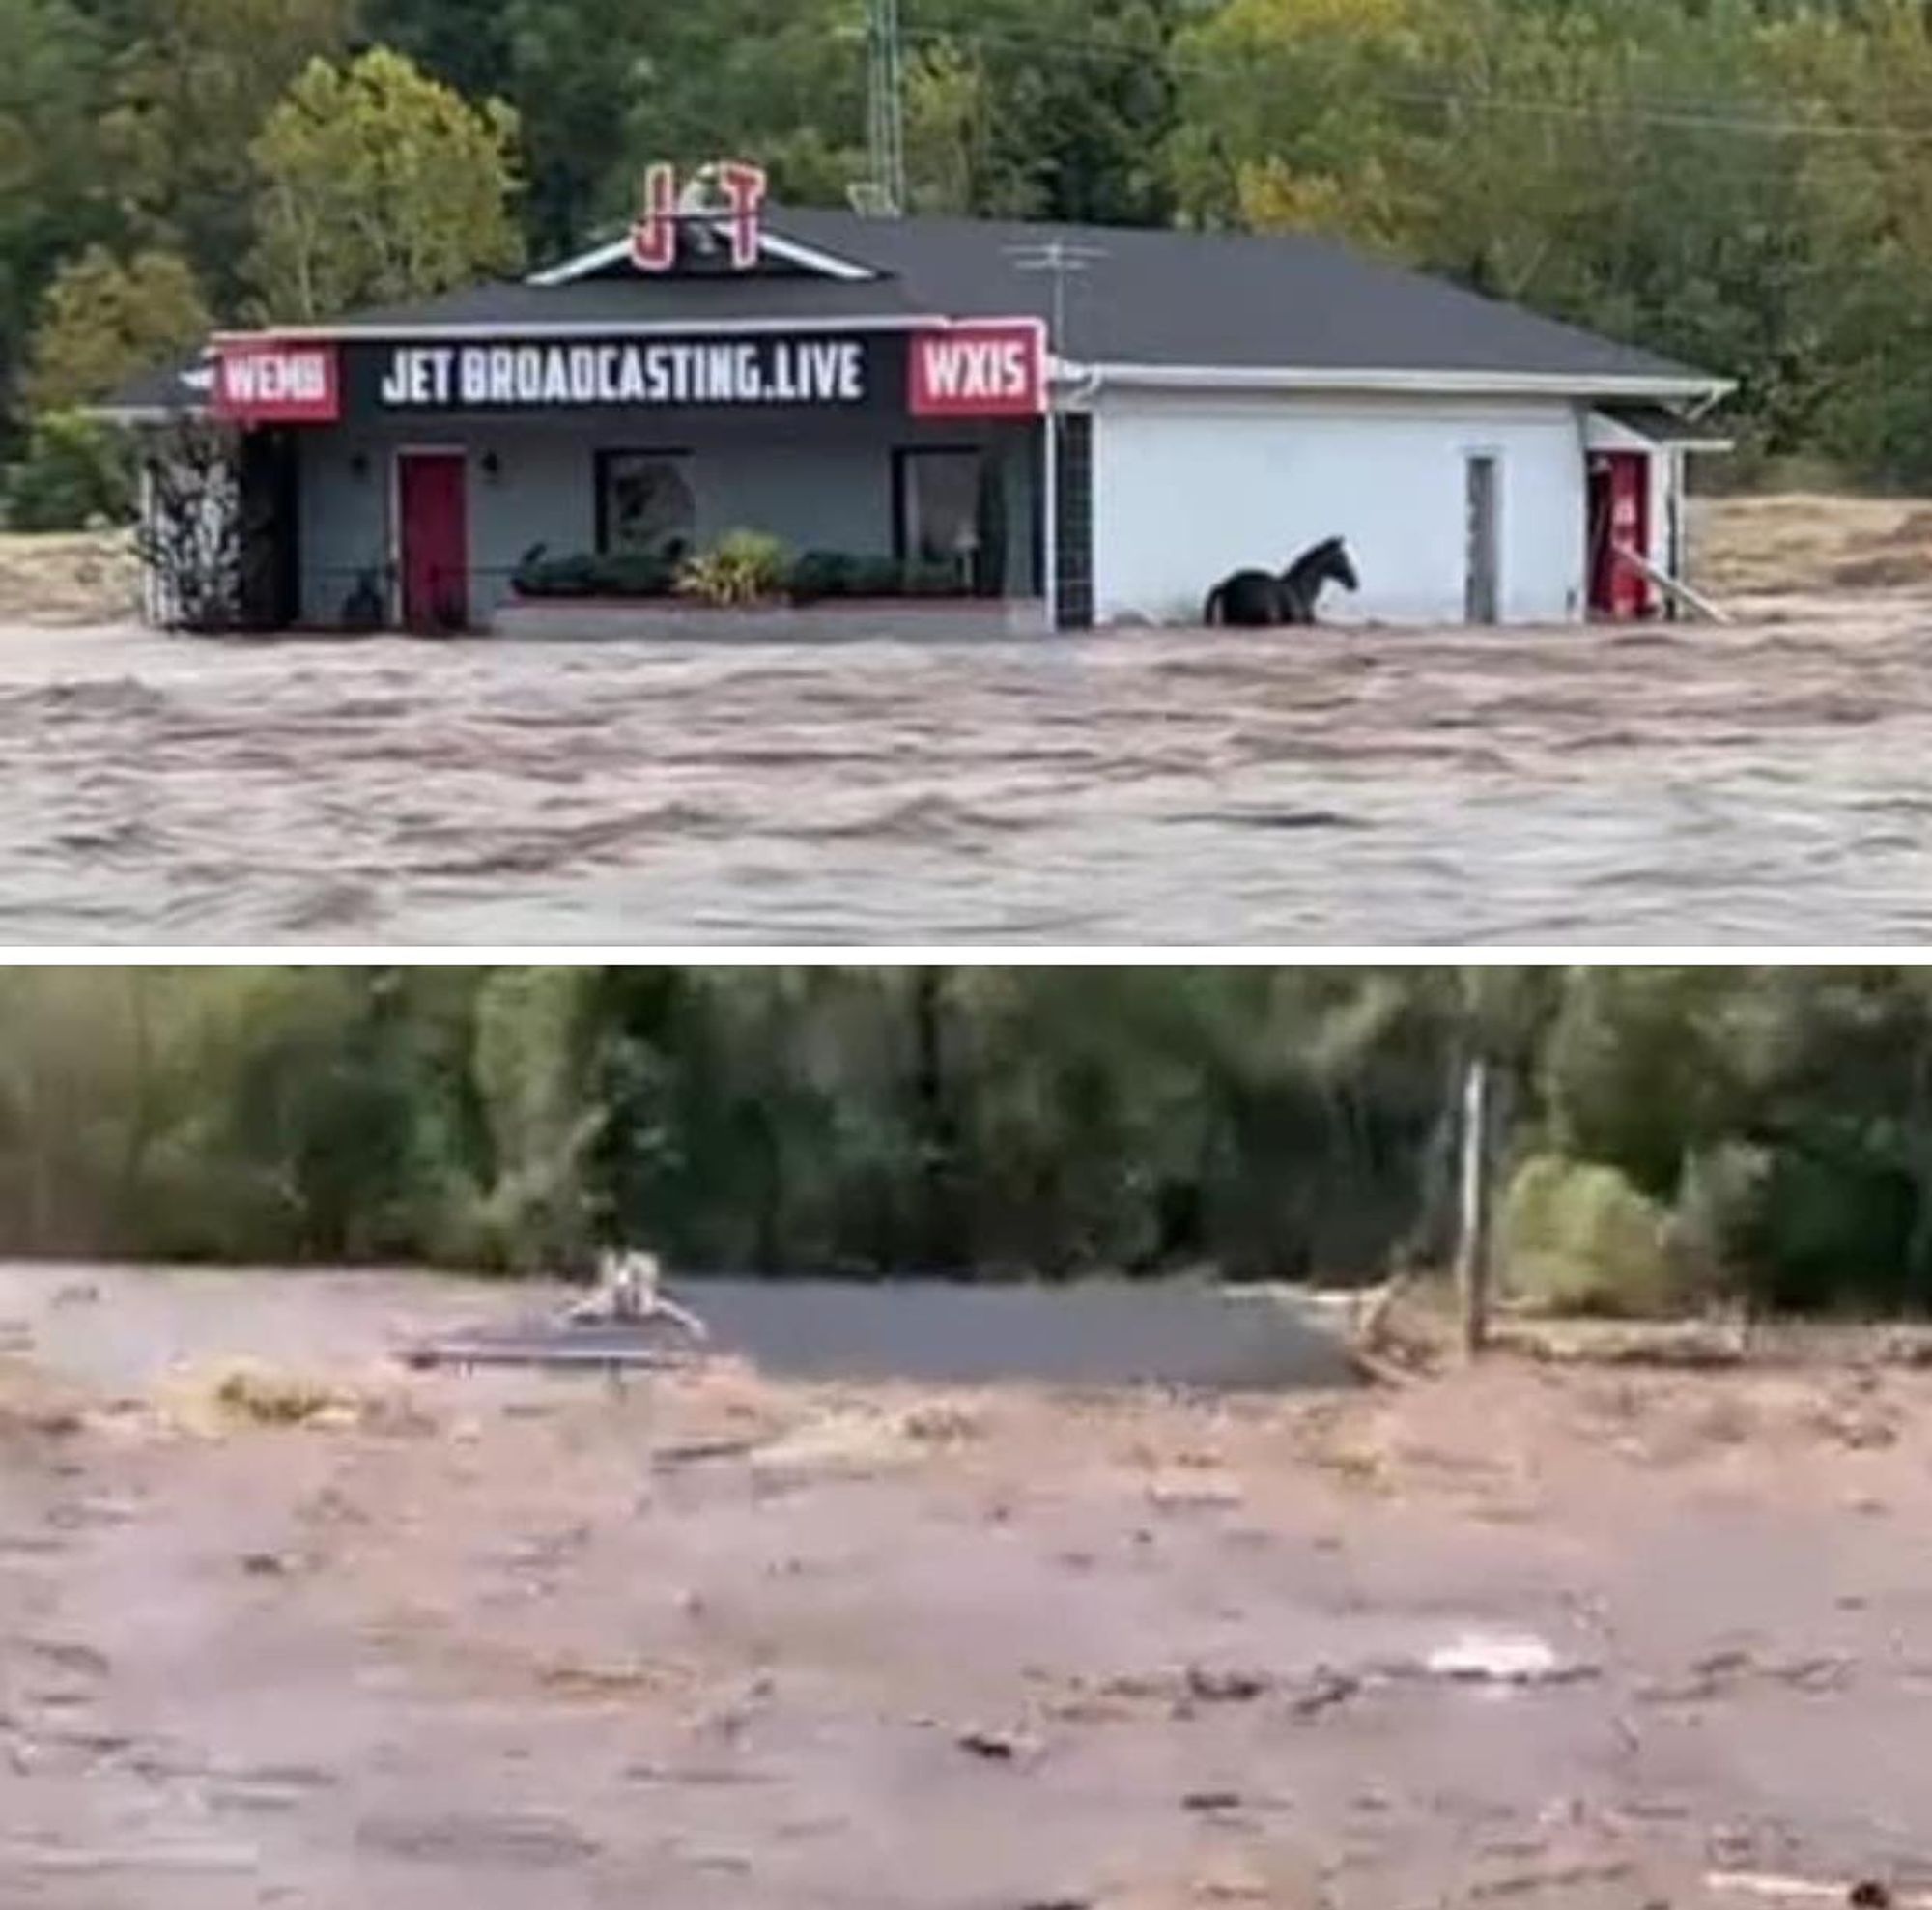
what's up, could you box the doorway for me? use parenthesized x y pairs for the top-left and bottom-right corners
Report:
(1464, 453), (1499, 624)
(1587, 450), (1650, 619)
(397, 449), (469, 632)
(237, 427), (301, 631)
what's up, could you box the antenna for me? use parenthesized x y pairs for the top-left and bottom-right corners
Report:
(1004, 240), (1106, 356)
(863, 0), (906, 216)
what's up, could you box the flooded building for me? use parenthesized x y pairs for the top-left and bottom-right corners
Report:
(106, 169), (1731, 633)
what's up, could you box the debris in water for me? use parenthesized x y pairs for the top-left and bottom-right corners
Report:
(1709, 1875), (1925, 1908)
(956, 1727), (1027, 1762)
(1289, 1667), (1362, 1717)
(1184, 1665), (1270, 1703)
(1425, 1633), (1596, 1686)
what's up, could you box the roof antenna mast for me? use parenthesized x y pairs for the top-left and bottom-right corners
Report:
(861, 0), (906, 216)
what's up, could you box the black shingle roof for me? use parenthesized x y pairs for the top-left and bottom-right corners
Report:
(764, 208), (1711, 385)
(103, 205), (1721, 413)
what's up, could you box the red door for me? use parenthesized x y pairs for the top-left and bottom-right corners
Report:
(1587, 451), (1650, 620)
(398, 451), (469, 632)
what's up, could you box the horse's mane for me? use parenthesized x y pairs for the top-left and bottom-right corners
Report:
(1284, 536), (1343, 577)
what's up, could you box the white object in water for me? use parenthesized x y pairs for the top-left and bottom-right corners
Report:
(1426, 1632), (1564, 1684)
(566, 1249), (708, 1341)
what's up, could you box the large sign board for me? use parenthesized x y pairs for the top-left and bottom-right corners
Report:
(212, 338), (340, 423)
(372, 336), (870, 410)
(909, 320), (1048, 418)
(362, 322), (1046, 419)
(211, 318), (1049, 424)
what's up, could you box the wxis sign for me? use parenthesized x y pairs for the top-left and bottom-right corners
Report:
(631, 160), (768, 272)
(909, 320), (1047, 418)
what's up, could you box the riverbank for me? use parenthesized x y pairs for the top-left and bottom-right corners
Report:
(5, 1263), (1932, 1908)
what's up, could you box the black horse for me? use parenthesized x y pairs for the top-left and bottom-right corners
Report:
(1203, 536), (1360, 627)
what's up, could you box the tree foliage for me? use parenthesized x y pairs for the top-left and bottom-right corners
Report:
(5, 966), (1932, 1314)
(5, 408), (132, 527)
(246, 45), (524, 323)
(14, 0), (1932, 474)
(24, 246), (209, 415)
(103, 0), (358, 308)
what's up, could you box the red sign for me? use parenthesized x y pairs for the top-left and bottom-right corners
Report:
(212, 339), (340, 424)
(632, 160), (768, 273)
(908, 320), (1047, 418)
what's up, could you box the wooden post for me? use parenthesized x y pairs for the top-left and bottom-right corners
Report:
(1456, 1054), (1493, 1358)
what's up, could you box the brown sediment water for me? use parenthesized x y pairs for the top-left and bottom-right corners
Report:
(5, 1262), (1932, 1908)
(4, 590), (1932, 944)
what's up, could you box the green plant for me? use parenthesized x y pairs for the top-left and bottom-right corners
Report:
(1501, 1154), (1683, 1319)
(789, 549), (857, 603)
(902, 557), (966, 598)
(675, 528), (789, 608)
(7, 412), (135, 530)
(851, 556), (904, 597)
(601, 548), (678, 597)
(511, 547), (680, 600)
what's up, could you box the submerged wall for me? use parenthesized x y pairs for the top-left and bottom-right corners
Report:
(294, 410), (1039, 627)
(1089, 388), (1591, 627)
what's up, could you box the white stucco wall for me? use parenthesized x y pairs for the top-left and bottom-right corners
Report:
(1088, 388), (1590, 627)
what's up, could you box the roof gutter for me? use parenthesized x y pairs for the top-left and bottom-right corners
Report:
(1051, 355), (1104, 407)
(208, 314), (950, 344)
(1082, 362), (1734, 405)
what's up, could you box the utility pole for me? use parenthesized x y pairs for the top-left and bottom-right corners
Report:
(861, 0), (906, 216)
(1455, 1053), (1492, 1357)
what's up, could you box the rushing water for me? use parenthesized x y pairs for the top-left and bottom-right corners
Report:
(6, 597), (1932, 944)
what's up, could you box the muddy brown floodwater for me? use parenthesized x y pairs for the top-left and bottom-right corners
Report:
(6, 1263), (1932, 1909)
(7, 590), (1932, 943)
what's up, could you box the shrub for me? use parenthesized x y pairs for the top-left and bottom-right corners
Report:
(902, 557), (965, 597)
(1669, 1140), (1772, 1302)
(601, 548), (679, 597)
(1500, 1153), (1683, 1318)
(789, 549), (857, 602)
(789, 550), (978, 604)
(510, 546), (678, 599)
(676, 528), (789, 607)
(7, 412), (135, 530)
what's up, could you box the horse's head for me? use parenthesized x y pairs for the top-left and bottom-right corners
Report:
(1284, 535), (1359, 594)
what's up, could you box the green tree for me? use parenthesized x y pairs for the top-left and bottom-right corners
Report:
(5, 410), (134, 528)
(499, 0), (654, 262)
(0, 0), (114, 423)
(246, 45), (524, 323)
(24, 245), (209, 414)
(103, 0), (357, 307)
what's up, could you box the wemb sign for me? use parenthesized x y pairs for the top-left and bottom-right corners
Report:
(211, 339), (340, 423)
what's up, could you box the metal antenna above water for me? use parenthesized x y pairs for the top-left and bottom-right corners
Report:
(1004, 241), (1107, 358)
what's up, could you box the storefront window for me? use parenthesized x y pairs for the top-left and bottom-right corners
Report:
(896, 448), (983, 581)
(598, 451), (696, 556)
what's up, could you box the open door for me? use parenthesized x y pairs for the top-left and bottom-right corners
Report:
(397, 449), (469, 633)
(1464, 453), (1499, 624)
(1586, 450), (1650, 620)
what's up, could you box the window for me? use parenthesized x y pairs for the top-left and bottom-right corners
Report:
(597, 451), (696, 557)
(895, 448), (983, 581)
